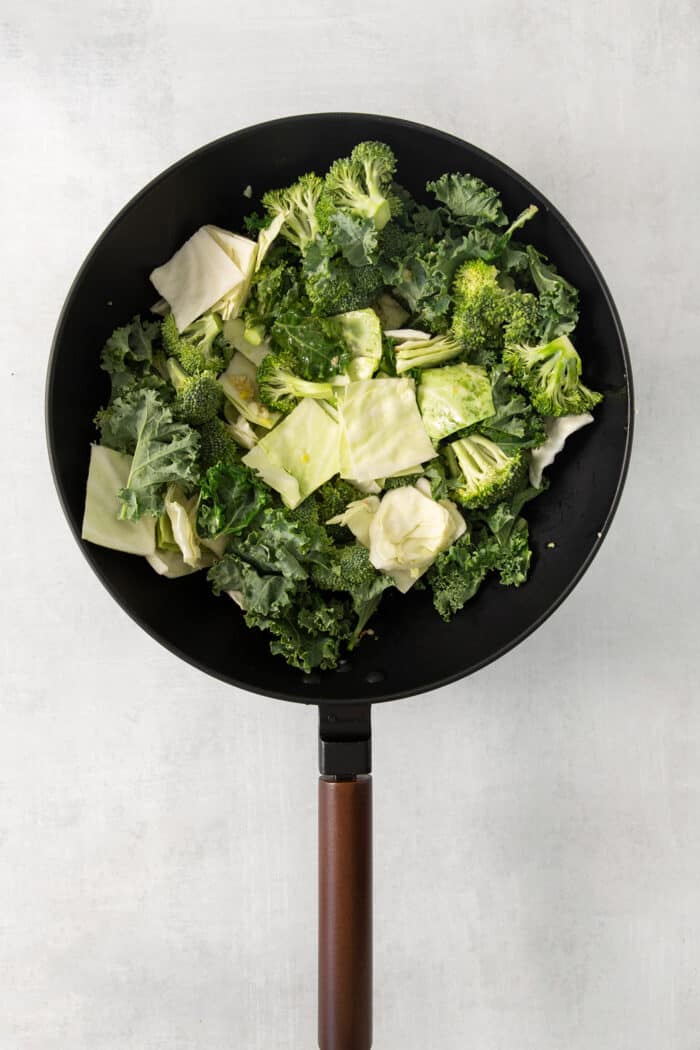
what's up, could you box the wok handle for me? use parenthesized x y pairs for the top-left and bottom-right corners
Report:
(318, 774), (372, 1050)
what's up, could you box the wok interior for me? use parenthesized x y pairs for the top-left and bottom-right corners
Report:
(47, 114), (632, 704)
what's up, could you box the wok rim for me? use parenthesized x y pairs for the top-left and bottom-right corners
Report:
(45, 111), (634, 706)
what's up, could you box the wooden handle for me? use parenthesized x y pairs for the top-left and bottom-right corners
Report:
(318, 775), (372, 1050)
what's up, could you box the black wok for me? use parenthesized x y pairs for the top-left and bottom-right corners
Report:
(46, 114), (633, 1050)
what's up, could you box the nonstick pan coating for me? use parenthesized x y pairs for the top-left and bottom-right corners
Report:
(46, 113), (633, 705)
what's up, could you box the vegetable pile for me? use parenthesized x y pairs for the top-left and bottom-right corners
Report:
(82, 142), (602, 672)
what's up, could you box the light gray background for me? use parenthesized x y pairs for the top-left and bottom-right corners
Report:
(1, 1), (698, 1047)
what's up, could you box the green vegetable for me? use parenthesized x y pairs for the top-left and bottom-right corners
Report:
(315, 478), (365, 522)
(197, 418), (240, 470)
(163, 483), (202, 568)
(328, 212), (379, 266)
(324, 141), (398, 230)
(262, 173), (324, 253)
(96, 386), (200, 520)
(161, 312), (228, 375)
(526, 246), (580, 341)
(451, 259), (508, 367)
(427, 497), (532, 621)
(393, 333), (464, 375)
(338, 378), (436, 484)
(242, 260), (308, 336)
(304, 244), (384, 316)
(243, 398), (340, 508)
(165, 358), (224, 425)
(198, 461), (267, 538)
(256, 353), (335, 414)
(448, 433), (525, 509)
(81, 445), (156, 554)
(100, 316), (161, 396)
(417, 363), (495, 442)
(219, 351), (281, 428)
(502, 290), (539, 346)
(311, 542), (393, 645)
(426, 173), (508, 228)
(326, 308), (382, 380)
(464, 365), (546, 451)
(85, 144), (600, 670)
(270, 315), (348, 381)
(503, 335), (603, 417)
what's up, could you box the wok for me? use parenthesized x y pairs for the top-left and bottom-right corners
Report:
(46, 113), (633, 1049)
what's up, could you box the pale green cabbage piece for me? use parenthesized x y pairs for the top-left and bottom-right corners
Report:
(255, 212), (286, 270)
(206, 226), (258, 320)
(329, 308), (382, 380)
(150, 226), (255, 332)
(367, 486), (465, 592)
(243, 398), (341, 509)
(329, 485), (465, 593)
(81, 445), (156, 555)
(222, 318), (271, 368)
(243, 445), (301, 508)
(164, 484), (201, 568)
(338, 378), (437, 484)
(417, 363), (495, 441)
(219, 351), (279, 429)
(529, 413), (593, 488)
(327, 496), (381, 547)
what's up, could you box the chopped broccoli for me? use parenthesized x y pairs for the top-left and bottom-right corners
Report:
(316, 478), (364, 522)
(502, 290), (539, 346)
(324, 141), (398, 231)
(160, 312), (226, 375)
(256, 353), (335, 413)
(503, 335), (603, 416)
(450, 259), (508, 367)
(382, 473), (422, 490)
(165, 359), (224, 425)
(305, 255), (384, 316)
(197, 418), (240, 471)
(448, 433), (525, 509)
(311, 543), (377, 592)
(393, 333), (464, 374)
(261, 173), (324, 254)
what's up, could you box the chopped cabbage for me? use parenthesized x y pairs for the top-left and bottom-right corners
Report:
(417, 363), (495, 441)
(81, 445), (156, 555)
(338, 378), (437, 483)
(243, 398), (341, 509)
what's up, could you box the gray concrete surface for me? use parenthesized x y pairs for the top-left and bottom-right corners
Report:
(1, 1), (698, 1047)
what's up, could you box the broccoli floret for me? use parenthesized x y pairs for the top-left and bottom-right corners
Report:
(305, 257), (384, 316)
(503, 335), (603, 417)
(311, 543), (378, 591)
(382, 473), (422, 490)
(448, 433), (525, 509)
(324, 142), (398, 231)
(212, 329), (235, 369)
(261, 173), (324, 254)
(165, 359), (224, 425)
(256, 353), (335, 413)
(288, 496), (321, 528)
(161, 312), (226, 375)
(502, 290), (539, 346)
(197, 418), (240, 471)
(394, 333), (464, 374)
(450, 259), (508, 367)
(316, 478), (364, 522)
